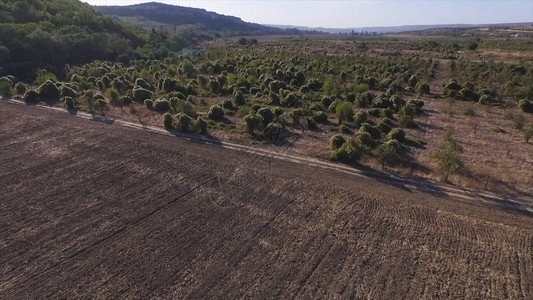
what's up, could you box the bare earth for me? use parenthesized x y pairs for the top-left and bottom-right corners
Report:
(1, 103), (532, 299)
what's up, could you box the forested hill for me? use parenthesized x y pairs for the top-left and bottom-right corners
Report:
(93, 2), (283, 34)
(0, 0), (143, 80)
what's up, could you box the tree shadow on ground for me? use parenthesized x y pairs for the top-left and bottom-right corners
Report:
(356, 163), (449, 198)
(90, 113), (115, 125)
(165, 127), (224, 147)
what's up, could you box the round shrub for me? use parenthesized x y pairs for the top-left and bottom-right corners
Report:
(269, 93), (281, 105)
(356, 92), (374, 107)
(330, 134), (346, 150)
(339, 124), (351, 134)
(176, 113), (192, 131)
(38, 80), (60, 100)
(0, 81), (11, 97)
(354, 111), (369, 127)
(63, 97), (76, 109)
(60, 85), (77, 98)
(133, 87), (152, 102)
(331, 138), (364, 164)
(14, 82), (27, 94)
(416, 82), (430, 94)
(208, 105), (225, 120)
(244, 113), (263, 133)
(257, 107), (275, 125)
(163, 113), (174, 129)
(222, 99), (234, 110)
(359, 123), (382, 140)
(121, 96), (133, 106)
(153, 99), (170, 112)
(335, 102), (354, 124)
(314, 111), (328, 123)
(408, 75), (419, 87)
(144, 99), (154, 109)
(518, 100), (532, 113)
(354, 131), (374, 148)
(368, 108), (381, 117)
(372, 97), (392, 109)
(234, 91), (246, 105)
(196, 117), (208, 134)
(273, 107), (283, 116)
(322, 96), (333, 107)
(209, 80), (220, 93)
(0, 76), (13, 87)
(377, 119), (392, 134)
(282, 92), (300, 107)
(387, 128), (406, 142)
(24, 90), (40, 103)
(135, 78), (152, 90)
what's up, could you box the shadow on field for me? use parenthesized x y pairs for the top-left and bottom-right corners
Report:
(90, 114), (115, 125)
(353, 163), (449, 197)
(165, 128), (224, 147)
(461, 188), (533, 217)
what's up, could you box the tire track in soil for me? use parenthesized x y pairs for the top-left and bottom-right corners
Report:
(1, 101), (532, 299)
(2, 176), (216, 291)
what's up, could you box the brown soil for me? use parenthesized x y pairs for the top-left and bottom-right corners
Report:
(1, 103), (532, 299)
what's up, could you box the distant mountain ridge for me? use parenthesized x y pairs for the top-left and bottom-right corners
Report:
(269, 22), (533, 34)
(93, 2), (284, 34)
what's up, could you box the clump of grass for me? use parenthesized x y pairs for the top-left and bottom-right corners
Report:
(463, 104), (476, 116)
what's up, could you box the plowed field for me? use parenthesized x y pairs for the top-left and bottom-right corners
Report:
(1, 103), (532, 299)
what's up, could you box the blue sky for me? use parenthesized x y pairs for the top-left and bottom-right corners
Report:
(84, 1), (533, 28)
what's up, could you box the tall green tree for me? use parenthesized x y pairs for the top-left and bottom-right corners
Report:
(431, 133), (465, 182)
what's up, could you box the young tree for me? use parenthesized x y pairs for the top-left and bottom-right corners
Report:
(244, 113), (263, 134)
(376, 140), (401, 169)
(335, 102), (354, 124)
(431, 133), (465, 182)
(94, 99), (109, 116)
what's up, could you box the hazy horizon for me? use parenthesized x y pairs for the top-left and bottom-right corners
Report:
(84, 0), (533, 28)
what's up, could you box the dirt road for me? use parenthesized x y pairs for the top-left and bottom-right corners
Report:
(1, 102), (532, 299)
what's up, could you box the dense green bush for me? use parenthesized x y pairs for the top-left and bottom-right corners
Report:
(61, 85), (77, 99)
(0, 81), (11, 97)
(331, 138), (364, 163)
(38, 80), (60, 100)
(234, 91), (246, 105)
(135, 78), (152, 90)
(133, 87), (153, 102)
(208, 105), (225, 120)
(24, 90), (39, 103)
(313, 111), (328, 123)
(14, 82), (27, 94)
(244, 113), (263, 133)
(257, 107), (275, 125)
(376, 139), (402, 169)
(330, 134), (346, 150)
(144, 99), (154, 109)
(335, 102), (354, 124)
(176, 113), (192, 131)
(354, 111), (369, 127)
(63, 96), (76, 109)
(153, 99), (170, 112)
(163, 113), (174, 129)
(519, 100), (532, 113)
(416, 82), (430, 95)
(196, 117), (208, 134)
(388, 128), (406, 142)
(359, 123), (382, 140)
(354, 131), (375, 148)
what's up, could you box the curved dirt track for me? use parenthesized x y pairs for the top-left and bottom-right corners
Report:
(1, 102), (532, 299)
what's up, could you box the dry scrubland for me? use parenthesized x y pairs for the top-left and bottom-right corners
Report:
(1, 103), (532, 299)
(8, 30), (532, 196)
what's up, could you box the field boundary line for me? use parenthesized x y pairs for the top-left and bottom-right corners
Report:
(3, 98), (532, 214)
